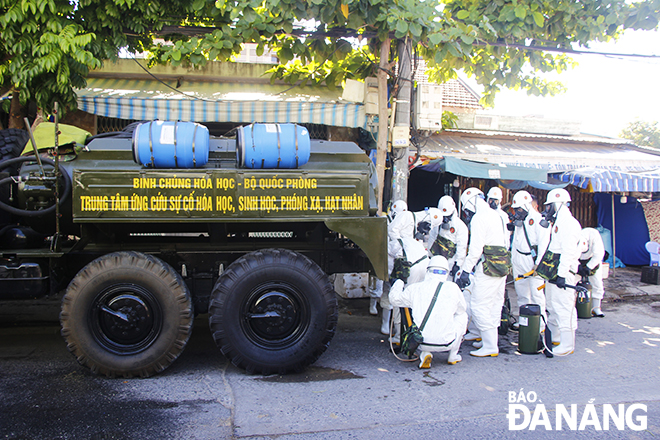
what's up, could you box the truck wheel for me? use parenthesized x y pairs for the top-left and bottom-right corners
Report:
(209, 248), (338, 375)
(61, 252), (193, 378)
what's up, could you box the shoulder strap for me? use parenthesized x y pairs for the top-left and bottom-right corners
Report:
(420, 282), (443, 331)
(522, 221), (534, 252)
(397, 238), (408, 261)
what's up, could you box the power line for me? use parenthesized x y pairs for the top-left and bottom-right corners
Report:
(474, 40), (660, 59)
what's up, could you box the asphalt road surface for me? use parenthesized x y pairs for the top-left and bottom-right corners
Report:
(1, 294), (659, 439)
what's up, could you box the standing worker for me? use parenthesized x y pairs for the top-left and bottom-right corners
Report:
(579, 227), (607, 317)
(380, 207), (428, 340)
(487, 187), (511, 248)
(456, 188), (511, 357)
(389, 255), (468, 368)
(428, 195), (469, 279)
(537, 188), (582, 355)
(370, 200), (408, 316)
(510, 190), (549, 328)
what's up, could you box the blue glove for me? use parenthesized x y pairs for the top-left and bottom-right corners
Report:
(556, 276), (566, 289)
(456, 270), (471, 289)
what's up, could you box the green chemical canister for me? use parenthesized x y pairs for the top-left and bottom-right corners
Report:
(575, 281), (592, 319)
(518, 304), (541, 354)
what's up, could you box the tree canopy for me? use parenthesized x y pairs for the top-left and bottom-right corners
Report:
(620, 120), (660, 149)
(2, 0), (660, 117)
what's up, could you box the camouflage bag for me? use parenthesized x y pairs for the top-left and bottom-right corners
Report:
(430, 234), (457, 259)
(537, 250), (560, 281)
(482, 245), (512, 278)
(390, 258), (412, 283)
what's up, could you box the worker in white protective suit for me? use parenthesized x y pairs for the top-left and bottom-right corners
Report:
(487, 186), (511, 249)
(456, 187), (511, 357)
(369, 200), (408, 316)
(389, 255), (468, 368)
(578, 227), (607, 317)
(380, 209), (429, 340)
(428, 196), (474, 338)
(510, 190), (550, 330)
(537, 188), (582, 355)
(428, 196), (469, 279)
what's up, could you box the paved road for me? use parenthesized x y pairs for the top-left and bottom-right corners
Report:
(1, 293), (659, 439)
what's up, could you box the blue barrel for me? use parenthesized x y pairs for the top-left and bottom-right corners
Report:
(237, 123), (310, 169)
(132, 121), (209, 168)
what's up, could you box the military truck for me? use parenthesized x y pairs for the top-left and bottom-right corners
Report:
(0, 121), (387, 377)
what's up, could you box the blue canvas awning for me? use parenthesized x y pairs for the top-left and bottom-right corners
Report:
(76, 78), (367, 128)
(551, 167), (660, 192)
(417, 156), (548, 181)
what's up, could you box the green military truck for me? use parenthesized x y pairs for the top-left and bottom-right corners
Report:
(0, 122), (387, 377)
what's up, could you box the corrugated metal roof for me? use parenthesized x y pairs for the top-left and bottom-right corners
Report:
(426, 133), (660, 172)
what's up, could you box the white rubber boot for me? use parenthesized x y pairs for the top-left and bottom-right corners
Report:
(447, 338), (463, 365)
(591, 298), (605, 317)
(447, 352), (462, 365)
(419, 351), (433, 369)
(470, 329), (499, 357)
(380, 308), (391, 335)
(472, 340), (483, 348)
(554, 330), (575, 355)
(369, 297), (378, 315)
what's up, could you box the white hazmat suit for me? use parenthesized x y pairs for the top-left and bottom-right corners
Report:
(579, 227), (606, 317)
(459, 188), (510, 357)
(428, 196), (469, 276)
(380, 210), (429, 339)
(540, 190), (582, 356)
(510, 191), (549, 330)
(390, 255), (467, 368)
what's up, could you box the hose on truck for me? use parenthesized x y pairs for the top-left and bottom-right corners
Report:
(0, 156), (71, 217)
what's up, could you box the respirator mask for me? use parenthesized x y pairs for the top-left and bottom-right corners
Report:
(512, 207), (528, 227)
(441, 214), (452, 230)
(462, 209), (475, 227)
(539, 203), (558, 228)
(415, 220), (431, 241)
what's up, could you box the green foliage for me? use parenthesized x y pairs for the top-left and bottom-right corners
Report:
(2, 0), (660, 116)
(441, 111), (459, 130)
(620, 120), (660, 149)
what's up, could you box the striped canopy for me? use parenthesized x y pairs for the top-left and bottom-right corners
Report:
(76, 78), (367, 128)
(552, 167), (660, 192)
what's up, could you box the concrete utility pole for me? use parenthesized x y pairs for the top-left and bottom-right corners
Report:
(391, 38), (412, 203)
(375, 38), (391, 216)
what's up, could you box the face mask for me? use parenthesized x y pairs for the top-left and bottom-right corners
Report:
(488, 199), (499, 210)
(441, 214), (452, 230)
(462, 209), (475, 226)
(415, 221), (431, 240)
(539, 204), (557, 228)
(513, 207), (528, 227)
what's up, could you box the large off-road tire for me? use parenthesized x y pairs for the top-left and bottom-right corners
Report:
(209, 248), (338, 375)
(60, 252), (193, 378)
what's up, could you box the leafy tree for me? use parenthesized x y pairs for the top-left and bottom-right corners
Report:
(0, 0), (190, 125)
(620, 120), (660, 149)
(3, 0), (660, 122)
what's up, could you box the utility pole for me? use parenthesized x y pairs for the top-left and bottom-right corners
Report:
(391, 38), (412, 203)
(375, 38), (391, 216)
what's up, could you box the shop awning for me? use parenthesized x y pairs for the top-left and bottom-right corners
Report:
(76, 78), (367, 128)
(417, 156), (548, 181)
(552, 167), (660, 192)
(427, 131), (660, 172)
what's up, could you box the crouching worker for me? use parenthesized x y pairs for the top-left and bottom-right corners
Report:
(389, 256), (468, 368)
